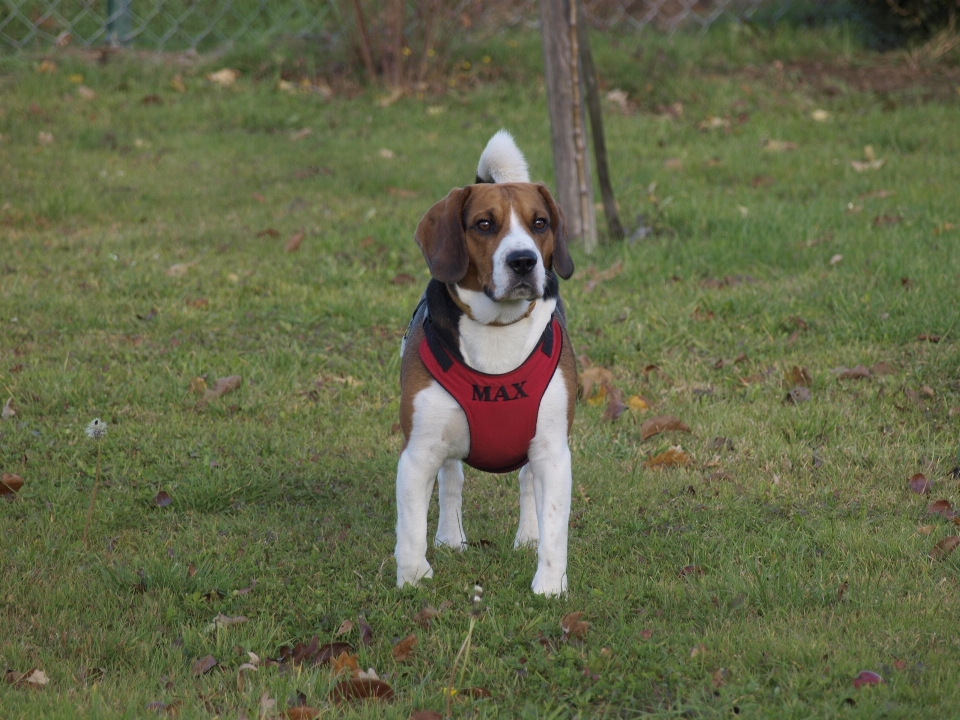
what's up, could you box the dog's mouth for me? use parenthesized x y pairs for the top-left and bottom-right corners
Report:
(484, 281), (541, 303)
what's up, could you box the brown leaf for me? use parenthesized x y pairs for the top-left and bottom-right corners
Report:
(645, 446), (691, 469)
(712, 668), (729, 688)
(921, 385), (935, 398)
(873, 214), (901, 227)
(387, 187), (418, 199)
(786, 329), (801, 346)
(256, 228), (280, 238)
(392, 633), (418, 661)
(313, 642), (354, 666)
(462, 686), (492, 698)
(837, 581), (848, 601)
(329, 678), (395, 703)
(146, 700), (181, 716)
(153, 490), (172, 507)
(0, 472), (24, 496)
(336, 619), (354, 636)
(930, 537), (959, 560)
(763, 139), (797, 152)
(928, 499), (956, 519)
(639, 628), (654, 640)
(908, 473), (932, 495)
(601, 383), (626, 422)
(838, 365), (871, 380)
(285, 231), (305, 253)
(191, 655), (218, 676)
(358, 616), (373, 646)
(918, 524), (935, 535)
(785, 366), (812, 387)
(331, 651), (359, 677)
(679, 564), (705, 579)
(201, 375), (241, 404)
(410, 711), (443, 720)
(285, 708), (321, 720)
(640, 415), (691, 441)
(852, 670), (884, 688)
(579, 366), (613, 401)
(291, 636), (319, 664)
(784, 387), (811, 404)
(2, 396), (15, 419)
(918, 333), (941, 343)
(413, 607), (440, 628)
(870, 361), (897, 375)
(189, 377), (207, 394)
(391, 273), (416, 285)
(561, 611), (590, 639)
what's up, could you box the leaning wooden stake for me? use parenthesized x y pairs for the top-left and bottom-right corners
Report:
(568, 0), (597, 253)
(577, 10), (624, 240)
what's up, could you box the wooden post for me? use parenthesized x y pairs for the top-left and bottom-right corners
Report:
(577, 11), (624, 240)
(567, 0), (596, 253)
(539, 0), (597, 252)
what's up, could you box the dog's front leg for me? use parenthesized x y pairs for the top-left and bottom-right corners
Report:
(514, 464), (539, 548)
(435, 459), (467, 549)
(395, 446), (443, 587)
(527, 375), (572, 596)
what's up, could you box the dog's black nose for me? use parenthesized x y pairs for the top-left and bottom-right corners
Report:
(506, 250), (538, 276)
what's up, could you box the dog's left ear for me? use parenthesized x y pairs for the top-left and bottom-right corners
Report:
(414, 186), (472, 283)
(536, 184), (574, 280)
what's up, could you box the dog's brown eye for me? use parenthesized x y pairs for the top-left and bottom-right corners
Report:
(477, 219), (493, 232)
(533, 218), (547, 231)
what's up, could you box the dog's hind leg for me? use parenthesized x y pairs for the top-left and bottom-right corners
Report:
(435, 459), (467, 550)
(514, 463), (539, 548)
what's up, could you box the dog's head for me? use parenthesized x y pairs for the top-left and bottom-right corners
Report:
(414, 183), (573, 303)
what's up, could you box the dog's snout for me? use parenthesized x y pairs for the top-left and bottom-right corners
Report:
(506, 250), (538, 276)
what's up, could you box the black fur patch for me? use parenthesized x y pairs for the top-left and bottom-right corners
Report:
(424, 279), (466, 364)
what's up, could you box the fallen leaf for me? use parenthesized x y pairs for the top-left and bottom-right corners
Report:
(918, 524), (935, 535)
(697, 115), (729, 131)
(329, 678), (395, 703)
(763, 139), (797, 152)
(170, 75), (186, 93)
(189, 377), (207, 394)
(928, 500), (956, 519)
(811, 109), (829, 121)
(291, 636), (319, 664)
(602, 387), (627, 422)
(146, 700), (181, 716)
(201, 376), (242, 404)
(873, 214), (901, 227)
(785, 387), (811, 404)
(331, 651), (360, 677)
(290, 128), (312, 142)
(413, 607), (440, 628)
(285, 231), (305, 253)
(257, 228), (280, 238)
(852, 670), (884, 688)
(166, 261), (198, 277)
(679, 564), (705, 579)
(153, 490), (173, 507)
(336, 619), (354, 636)
(785, 366), (812, 387)
(561, 611), (590, 639)
(313, 642), (354, 666)
(410, 711), (443, 720)
(870, 361), (896, 375)
(837, 581), (848, 601)
(191, 655), (218, 676)
(141, 94), (162, 106)
(663, 158), (684, 170)
(644, 446), (691, 469)
(930, 535), (960, 560)
(838, 365), (871, 380)
(917, 333), (941, 343)
(579, 367), (614, 402)
(639, 629), (654, 640)
(378, 148), (395, 159)
(285, 707), (321, 720)
(829, 254), (843, 266)
(206, 68), (239, 87)
(37, 131), (54, 145)
(392, 634), (418, 661)
(0, 472), (24, 496)
(712, 667), (729, 687)
(358, 617), (373, 645)
(851, 159), (885, 172)
(204, 614), (247, 632)
(77, 85), (97, 100)
(640, 415), (691, 441)
(462, 686), (492, 698)
(690, 644), (707, 658)
(36, 59), (57, 73)
(387, 187), (418, 199)
(627, 395), (649, 411)
(259, 691), (276, 719)
(909, 474), (932, 494)
(3, 397), (15, 419)
(921, 385), (935, 398)
(377, 87), (404, 108)
(391, 273), (416, 285)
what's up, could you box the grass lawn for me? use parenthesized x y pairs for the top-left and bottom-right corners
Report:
(2, 22), (960, 719)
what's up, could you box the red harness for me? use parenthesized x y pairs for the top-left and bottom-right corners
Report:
(419, 317), (563, 474)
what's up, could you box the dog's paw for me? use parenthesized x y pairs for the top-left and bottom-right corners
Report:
(396, 563), (434, 588)
(531, 571), (567, 597)
(434, 534), (468, 551)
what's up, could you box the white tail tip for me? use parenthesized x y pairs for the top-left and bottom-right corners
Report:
(476, 130), (530, 184)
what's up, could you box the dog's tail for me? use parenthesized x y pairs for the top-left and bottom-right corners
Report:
(476, 130), (530, 184)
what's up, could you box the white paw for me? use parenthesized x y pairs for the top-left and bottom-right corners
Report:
(396, 563), (433, 588)
(434, 534), (468, 551)
(531, 571), (567, 597)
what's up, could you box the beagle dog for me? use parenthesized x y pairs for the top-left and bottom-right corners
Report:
(395, 131), (576, 596)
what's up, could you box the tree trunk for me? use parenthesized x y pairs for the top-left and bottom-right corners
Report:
(539, 0), (596, 251)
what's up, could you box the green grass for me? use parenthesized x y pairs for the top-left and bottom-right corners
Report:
(2, 23), (960, 719)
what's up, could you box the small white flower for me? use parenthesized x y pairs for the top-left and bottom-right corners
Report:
(85, 418), (108, 440)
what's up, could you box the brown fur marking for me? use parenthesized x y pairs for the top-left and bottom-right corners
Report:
(399, 321), (435, 451)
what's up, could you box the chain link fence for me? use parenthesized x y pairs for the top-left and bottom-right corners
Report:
(1, 0), (814, 52)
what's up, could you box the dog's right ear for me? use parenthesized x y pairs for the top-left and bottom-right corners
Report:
(414, 187), (472, 284)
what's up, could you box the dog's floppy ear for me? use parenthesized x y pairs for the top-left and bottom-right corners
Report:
(414, 186), (472, 283)
(536, 184), (574, 280)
